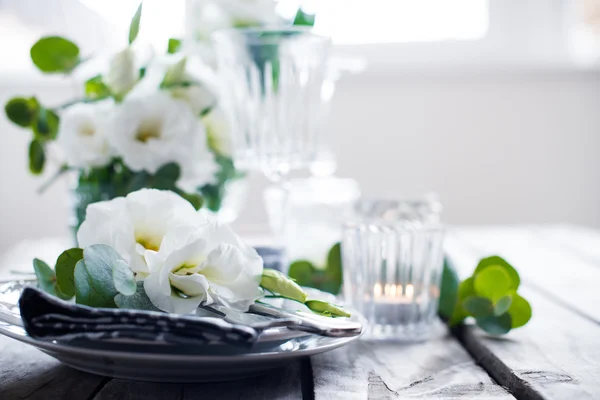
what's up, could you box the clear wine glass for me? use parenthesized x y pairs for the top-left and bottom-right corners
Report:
(212, 28), (332, 244)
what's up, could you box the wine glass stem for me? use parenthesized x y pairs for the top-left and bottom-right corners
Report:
(265, 170), (290, 251)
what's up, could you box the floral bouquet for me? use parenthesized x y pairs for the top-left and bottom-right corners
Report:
(32, 188), (348, 318)
(3, 1), (316, 230)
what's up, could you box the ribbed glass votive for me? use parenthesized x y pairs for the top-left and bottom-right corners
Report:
(342, 199), (445, 341)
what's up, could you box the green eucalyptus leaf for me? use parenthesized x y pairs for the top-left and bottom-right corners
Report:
(129, 3), (143, 44)
(508, 294), (532, 328)
(438, 257), (459, 320)
(113, 259), (136, 296)
(475, 256), (520, 290)
(463, 296), (494, 318)
(33, 258), (57, 295)
(33, 258), (71, 300)
(261, 268), (307, 303)
(28, 140), (45, 175)
(85, 75), (111, 99)
(74, 245), (123, 307)
(167, 38), (182, 54)
(30, 36), (80, 73)
(55, 248), (83, 298)
(176, 191), (203, 210)
(5, 97), (39, 127)
(458, 277), (475, 300)
(288, 260), (315, 288)
(305, 300), (350, 317)
(476, 313), (512, 335)
(153, 162), (180, 189)
(293, 9), (316, 26)
(33, 108), (59, 140)
(474, 265), (513, 302)
(494, 295), (512, 316)
(115, 282), (161, 311)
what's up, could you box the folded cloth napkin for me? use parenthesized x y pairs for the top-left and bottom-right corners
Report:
(19, 287), (259, 346)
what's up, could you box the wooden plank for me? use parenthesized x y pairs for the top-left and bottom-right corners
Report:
(535, 225), (600, 266)
(0, 334), (106, 400)
(448, 228), (600, 399)
(93, 359), (304, 400)
(311, 323), (513, 400)
(449, 226), (600, 323)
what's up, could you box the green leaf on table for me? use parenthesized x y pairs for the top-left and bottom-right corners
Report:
(5, 97), (39, 127)
(305, 300), (350, 317)
(32, 108), (59, 140)
(167, 38), (182, 54)
(115, 282), (161, 311)
(463, 296), (494, 318)
(474, 265), (513, 302)
(438, 257), (459, 320)
(28, 140), (45, 175)
(494, 295), (512, 316)
(507, 294), (532, 328)
(293, 9), (316, 26)
(458, 277), (476, 299)
(85, 75), (111, 99)
(475, 255), (520, 290)
(261, 268), (307, 303)
(30, 36), (80, 73)
(288, 243), (343, 295)
(128, 3), (143, 44)
(476, 313), (512, 335)
(74, 245), (123, 308)
(55, 248), (83, 298)
(113, 259), (136, 296)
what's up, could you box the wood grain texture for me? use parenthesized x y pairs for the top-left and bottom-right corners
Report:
(448, 228), (600, 399)
(310, 323), (513, 400)
(0, 334), (105, 400)
(93, 359), (303, 400)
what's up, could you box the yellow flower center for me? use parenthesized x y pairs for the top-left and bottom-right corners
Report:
(135, 236), (161, 252)
(135, 120), (162, 143)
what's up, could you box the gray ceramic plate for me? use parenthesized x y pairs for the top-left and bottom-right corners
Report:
(0, 281), (362, 382)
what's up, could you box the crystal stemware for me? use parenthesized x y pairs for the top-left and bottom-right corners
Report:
(212, 27), (332, 243)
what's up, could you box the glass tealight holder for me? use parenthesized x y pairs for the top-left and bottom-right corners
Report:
(342, 198), (445, 341)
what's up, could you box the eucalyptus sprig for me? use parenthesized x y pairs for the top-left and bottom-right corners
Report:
(439, 255), (532, 335)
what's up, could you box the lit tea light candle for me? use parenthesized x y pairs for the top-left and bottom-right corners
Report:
(373, 283), (415, 304)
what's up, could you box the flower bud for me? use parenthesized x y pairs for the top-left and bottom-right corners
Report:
(260, 269), (307, 303)
(305, 300), (351, 318)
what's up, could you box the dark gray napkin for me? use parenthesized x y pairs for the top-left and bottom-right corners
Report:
(19, 287), (259, 346)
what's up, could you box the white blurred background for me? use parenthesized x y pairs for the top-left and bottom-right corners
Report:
(0, 0), (599, 255)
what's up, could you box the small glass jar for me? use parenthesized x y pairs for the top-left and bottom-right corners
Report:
(342, 198), (445, 341)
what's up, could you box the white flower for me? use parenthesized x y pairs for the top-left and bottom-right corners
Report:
(105, 47), (137, 96)
(77, 189), (206, 274)
(203, 107), (232, 156)
(220, 0), (282, 26)
(108, 91), (218, 189)
(56, 101), (113, 168)
(144, 223), (263, 314)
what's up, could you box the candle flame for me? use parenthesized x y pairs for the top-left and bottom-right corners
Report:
(373, 283), (415, 300)
(373, 282), (382, 296)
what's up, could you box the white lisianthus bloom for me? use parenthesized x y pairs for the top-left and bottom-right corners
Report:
(144, 223), (263, 314)
(203, 107), (232, 156)
(56, 101), (113, 168)
(108, 91), (218, 189)
(77, 189), (207, 274)
(105, 47), (137, 97)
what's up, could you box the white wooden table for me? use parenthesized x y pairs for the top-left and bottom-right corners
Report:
(1, 225), (599, 399)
